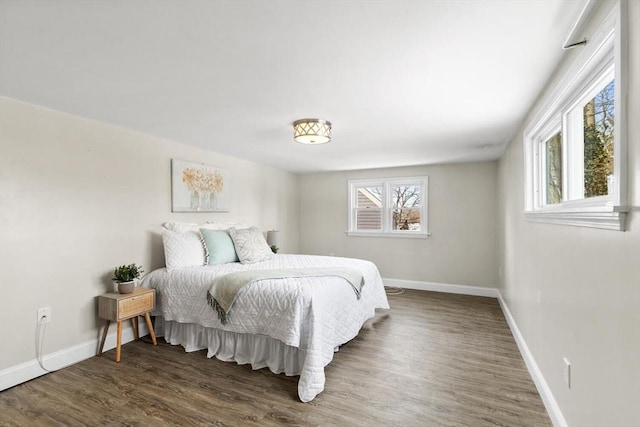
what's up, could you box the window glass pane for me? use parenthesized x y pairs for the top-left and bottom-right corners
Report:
(356, 186), (382, 207)
(545, 132), (563, 204)
(584, 79), (614, 198)
(392, 208), (421, 231)
(391, 185), (421, 231)
(355, 186), (382, 230)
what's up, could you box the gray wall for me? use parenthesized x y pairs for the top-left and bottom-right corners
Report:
(496, 1), (640, 425)
(299, 162), (498, 287)
(0, 97), (300, 370)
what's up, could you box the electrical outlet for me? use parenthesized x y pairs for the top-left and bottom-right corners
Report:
(563, 357), (571, 389)
(37, 307), (51, 324)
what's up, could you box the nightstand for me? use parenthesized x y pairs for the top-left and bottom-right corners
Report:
(97, 287), (158, 362)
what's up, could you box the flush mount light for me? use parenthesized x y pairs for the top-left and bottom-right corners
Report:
(293, 118), (332, 144)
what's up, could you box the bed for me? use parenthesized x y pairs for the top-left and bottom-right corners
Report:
(139, 222), (390, 402)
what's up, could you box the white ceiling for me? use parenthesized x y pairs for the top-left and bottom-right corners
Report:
(0, 0), (585, 174)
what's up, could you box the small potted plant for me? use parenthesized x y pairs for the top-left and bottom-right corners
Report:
(112, 264), (144, 294)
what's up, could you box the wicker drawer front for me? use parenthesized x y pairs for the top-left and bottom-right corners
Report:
(118, 292), (154, 320)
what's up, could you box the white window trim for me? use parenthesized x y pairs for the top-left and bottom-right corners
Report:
(523, 0), (628, 231)
(347, 176), (429, 238)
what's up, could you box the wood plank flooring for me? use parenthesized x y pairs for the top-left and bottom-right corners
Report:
(0, 290), (551, 426)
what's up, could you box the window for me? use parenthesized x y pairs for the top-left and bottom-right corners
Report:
(575, 77), (615, 199)
(348, 176), (428, 238)
(523, 1), (627, 230)
(353, 184), (383, 231)
(543, 130), (563, 205)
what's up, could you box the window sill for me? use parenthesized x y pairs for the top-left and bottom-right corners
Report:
(524, 206), (627, 231)
(346, 231), (430, 239)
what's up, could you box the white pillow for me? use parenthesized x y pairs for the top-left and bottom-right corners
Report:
(162, 229), (206, 270)
(162, 221), (250, 233)
(228, 227), (274, 264)
(162, 222), (201, 233)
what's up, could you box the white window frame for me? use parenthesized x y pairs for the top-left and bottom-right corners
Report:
(523, 0), (627, 231)
(347, 176), (429, 238)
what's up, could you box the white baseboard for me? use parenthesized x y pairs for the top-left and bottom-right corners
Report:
(383, 277), (499, 298)
(497, 291), (567, 427)
(0, 322), (149, 391)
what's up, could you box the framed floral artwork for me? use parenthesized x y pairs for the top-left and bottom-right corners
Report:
(171, 159), (230, 212)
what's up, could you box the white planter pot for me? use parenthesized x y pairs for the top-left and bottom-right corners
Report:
(117, 281), (135, 294)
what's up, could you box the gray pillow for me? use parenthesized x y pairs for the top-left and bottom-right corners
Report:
(228, 227), (274, 264)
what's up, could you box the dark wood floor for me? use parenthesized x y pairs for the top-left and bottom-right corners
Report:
(0, 290), (551, 426)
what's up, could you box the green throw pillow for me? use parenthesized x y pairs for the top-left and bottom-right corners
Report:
(199, 229), (239, 265)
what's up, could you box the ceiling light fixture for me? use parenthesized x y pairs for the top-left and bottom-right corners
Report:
(293, 118), (332, 144)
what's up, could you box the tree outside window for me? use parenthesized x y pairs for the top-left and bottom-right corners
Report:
(391, 185), (422, 230)
(584, 79), (615, 198)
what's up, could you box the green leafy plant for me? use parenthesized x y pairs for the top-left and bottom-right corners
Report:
(112, 264), (144, 283)
(270, 245), (279, 254)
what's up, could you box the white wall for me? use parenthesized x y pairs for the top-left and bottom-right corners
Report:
(497, 1), (640, 425)
(299, 162), (498, 287)
(0, 97), (299, 371)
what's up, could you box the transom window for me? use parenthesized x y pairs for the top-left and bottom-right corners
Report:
(348, 176), (428, 238)
(523, 1), (627, 231)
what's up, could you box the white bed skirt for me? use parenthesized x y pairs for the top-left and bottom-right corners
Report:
(156, 317), (316, 378)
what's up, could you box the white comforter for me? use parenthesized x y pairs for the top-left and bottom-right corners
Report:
(139, 254), (390, 402)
